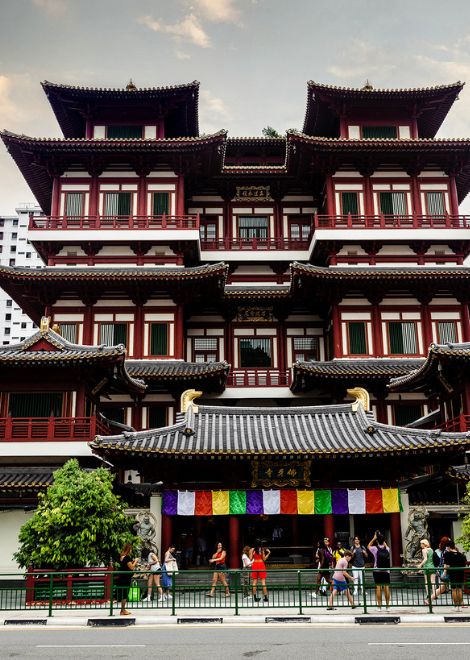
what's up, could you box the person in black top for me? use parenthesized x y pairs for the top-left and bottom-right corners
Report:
(443, 540), (467, 612)
(117, 543), (138, 615)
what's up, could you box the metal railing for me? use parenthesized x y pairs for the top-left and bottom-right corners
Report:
(227, 369), (291, 387)
(29, 214), (200, 231)
(1, 567), (468, 616)
(0, 416), (111, 442)
(314, 213), (470, 230)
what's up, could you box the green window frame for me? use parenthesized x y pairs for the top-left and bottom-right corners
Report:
(100, 323), (127, 347)
(426, 192), (445, 216)
(362, 125), (398, 139)
(437, 321), (457, 344)
(9, 392), (63, 417)
(388, 321), (418, 355)
(104, 192), (132, 217)
(394, 404), (422, 426)
(153, 192), (170, 216)
(150, 323), (168, 356)
(347, 322), (367, 355)
(107, 125), (143, 139)
(341, 192), (359, 215)
(64, 193), (83, 218)
(148, 407), (167, 429)
(379, 192), (407, 215)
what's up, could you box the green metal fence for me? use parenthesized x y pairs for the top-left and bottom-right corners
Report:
(0, 567), (468, 616)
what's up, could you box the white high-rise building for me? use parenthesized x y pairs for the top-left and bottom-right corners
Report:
(0, 204), (43, 345)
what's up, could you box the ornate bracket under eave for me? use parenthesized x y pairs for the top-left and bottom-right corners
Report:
(180, 389), (203, 413)
(347, 386), (370, 412)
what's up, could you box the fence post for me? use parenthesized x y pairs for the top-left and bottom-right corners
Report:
(425, 570), (433, 614)
(171, 571), (176, 616)
(109, 571), (114, 617)
(48, 572), (54, 618)
(362, 569), (368, 614)
(297, 570), (303, 615)
(234, 571), (239, 616)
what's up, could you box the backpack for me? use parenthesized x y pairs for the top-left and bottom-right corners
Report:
(376, 545), (390, 569)
(432, 550), (440, 568)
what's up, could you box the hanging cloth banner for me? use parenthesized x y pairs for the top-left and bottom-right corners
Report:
(162, 488), (402, 516)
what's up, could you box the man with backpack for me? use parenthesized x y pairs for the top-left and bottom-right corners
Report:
(368, 531), (391, 611)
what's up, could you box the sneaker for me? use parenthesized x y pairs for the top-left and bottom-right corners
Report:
(310, 592), (318, 599)
(205, 593), (214, 598)
(385, 607), (391, 612)
(253, 596), (261, 602)
(326, 606), (336, 610)
(158, 596), (165, 602)
(225, 592), (231, 597)
(263, 596), (268, 602)
(376, 607), (382, 612)
(351, 605), (357, 609)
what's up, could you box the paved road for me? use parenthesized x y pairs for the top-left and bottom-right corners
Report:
(1, 625), (470, 659)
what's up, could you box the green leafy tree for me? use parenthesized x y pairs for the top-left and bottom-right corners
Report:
(459, 482), (470, 551)
(262, 126), (282, 138)
(14, 459), (136, 569)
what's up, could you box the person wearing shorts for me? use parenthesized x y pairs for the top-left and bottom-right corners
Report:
(327, 550), (355, 610)
(368, 531), (391, 611)
(443, 540), (467, 612)
(250, 545), (271, 602)
(206, 542), (230, 597)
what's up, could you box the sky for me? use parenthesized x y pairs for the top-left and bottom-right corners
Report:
(2, 0), (470, 213)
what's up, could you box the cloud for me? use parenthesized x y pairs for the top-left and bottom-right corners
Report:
(188, 0), (240, 23)
(199, 90), (232, 132)
(31, 0), (67, 16)
(0, 75), (22, 126)
(175, 50), (192, 61)
(138, 13), (211, 48)
(326, 40), (398, 81)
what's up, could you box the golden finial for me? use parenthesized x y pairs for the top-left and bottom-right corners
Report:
(362, 80), (374, 91)
(180, 389), (202, 413)
(40, 316), (51, 333)
(126, 79), (137, 91)
(347, 387), (370, 412)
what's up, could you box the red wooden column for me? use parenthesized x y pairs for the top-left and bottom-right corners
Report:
(323, 515), (335, 543)
(363, 176), (374, 216)
(390, 512), (403, 567)
(374, 397), (388, 424)
(137, 173), (147, 217)
(177, 175), (185, 216)
(82, 305), (93, 345)
(449, 175), (460, 215)
(224, 316), (234, 366)
(228, 516), (240, 568)
(331, 302), (342, 358)
(461, 303), (470, 342)
(174, 305), (184, 359)
(51, 176), (61, 216)
(325, 175), (335, 215)
(410, 174), (422, 216)
(161, 514), (173, 552)
(75, 388), (86, 417)
(371, 301), (384, 357)
(274, 197), (283, 241)
(421, 304), (433, 352)
(88, 175), (99, 218)
(277, 318), (286, 374)
(133, 305), (144, 359)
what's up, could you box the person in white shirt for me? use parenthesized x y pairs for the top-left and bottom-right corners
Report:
(241, 545), (253, 598)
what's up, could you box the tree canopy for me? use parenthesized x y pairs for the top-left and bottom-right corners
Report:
(459, 482), (470, 551)
(262, 126), (282, 138)
(15, 460), (136, 569)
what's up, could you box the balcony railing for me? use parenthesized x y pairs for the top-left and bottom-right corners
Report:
(28, 214), (200, 231)
(439, 414), (470, 433)
(314, 213), (470, 230)
(200, 238), (311, 251)
(227, 369), (291, 387)
(0, 416), (112, 442)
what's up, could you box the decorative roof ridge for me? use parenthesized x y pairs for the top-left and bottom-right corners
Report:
(0, 327), (126, 356)
(389, 341), (470, 390)
(0, 261), (228, 277)
(307, 81), (464, 94)
(42, 80), (200, 93)
(369, 418), (470, 439)
(94, 417), (188, 444)
(287, 131), (470, 144)
(291, 261), (470, 276)
(226, 136), (287, 143)
(0, 129), (227, 144)
(196, 402), (355, 415)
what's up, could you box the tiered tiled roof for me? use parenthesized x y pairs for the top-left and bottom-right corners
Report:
(0, 466), (55, 492)
(92, 401), (470, 459)
(126, 360), (229, 393)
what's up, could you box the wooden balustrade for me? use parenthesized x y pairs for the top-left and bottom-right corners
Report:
(227, 370), (291, 387)
(440, 414), (470, 432)
(0, 416), (112, 442)
(314, 213), (470, 230)
(29, 214), (200, 231)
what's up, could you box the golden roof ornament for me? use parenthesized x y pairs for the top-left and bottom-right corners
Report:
(40, 316), (51, 334)
(347, 387), (370, 412)
(126, 79), (137, 91)
(180, 389), (203, 413)
(362, 80), (374, 91)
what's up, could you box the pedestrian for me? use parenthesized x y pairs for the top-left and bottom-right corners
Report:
(367, 531), (391, 611)
(313, 538), (334, 598)
(142, 546), (163, 603)
(327, 549), (356, 610)
(443, 540), (467, 612)
(250, 544), (271, 602)
(206, 542), (230, 598)
(241, 545), (253, 598)
(417, 539), (436, 601)
(334, 541), (345, 562)
(161, 544), (177, 599)
(350, 536), (368, 595)
(427, 536), (451, 605)
(116, 542), (138, 616)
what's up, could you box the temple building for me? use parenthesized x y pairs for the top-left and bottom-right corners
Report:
(1, 78), (470, 570)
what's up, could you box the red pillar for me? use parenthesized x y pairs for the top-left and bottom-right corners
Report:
(177, 175), (185, 216)
(278, 319), (286, 374)
(390, 512), (403, 567)
(331, 303), (342, 358)
(323, 514), (335, 543)
(372, 304), (383, 357)
(131, 406), (142, 431)
(51, 176), (61, 217)
(161, 514), (173, 553)
(75, 388), (86, 417)
(325, 175), (335, 215)
(461, 304), (470, 342)
(374, 397), (388, 424)
(363, 176), (373, 216)
(138, 173), (147, 217)
(421, 304), (433, 352)
(228, 516), (240, 568)
(410, 175), (422, 216)
(274, 197), (283, 240)
(174, 305), (184, 359)
(449, 176), (460, 215)
(134, 305), (144, 359)
(82, 305), (93, 345)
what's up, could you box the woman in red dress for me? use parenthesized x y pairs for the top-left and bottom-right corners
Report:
(206, 542), (230, 598)
(250, 545), (271, 602)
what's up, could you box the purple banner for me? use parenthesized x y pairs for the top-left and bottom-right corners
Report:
(246, 490), (263, 515)
(162, 490), (178, 515)
(332, 489), (349, 515)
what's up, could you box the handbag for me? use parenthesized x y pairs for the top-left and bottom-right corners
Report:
(127, 580), (140, 602)
(165, 559), (179, 575)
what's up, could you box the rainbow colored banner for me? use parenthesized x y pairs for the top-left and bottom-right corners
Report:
(162, 489), (402, 516)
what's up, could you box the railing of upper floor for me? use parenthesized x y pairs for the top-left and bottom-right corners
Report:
(227, 369), (291, 387)
(28, 214), (200, 231)
(0, 416), (112, 441)
(200, 238), (311, 251)
(314, 213), (470, 230)
(439, 414), (470, 433)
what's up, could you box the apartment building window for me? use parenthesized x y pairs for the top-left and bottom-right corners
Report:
(341, 192), (359, 215)
(362, 125), (398, 139)
(425, 192), (445, 216)
(12, 233), (17, 239)
(237, 216), (268, 240)
(0, 234), (3, 242)
(5, 329), (10, 335)
(65, 192), (84, 218)
(9, 392), (63, 417)
(107, 125), (143, 138)
(437, 321), (457, 344)
(379, 192), (407, 215)
(13, 219), (18, 226)
(388, 321), (418, 355)
(393, 403), (422, 426)
(193, 337), (218, 363)
(347, 322), (368, 355)
(148, 407), (167, 429)
(9, 259), (15, 266)
(292, 337), (319, 362)
(150, 323), (168, 356)
(99, 323), (127, 347)
(10, 246), (16, 253)
(289, 216), (312, 240)
(20, 322), (27, 329)
(26, 252), (31, 258)
(239, 337), (272, 367)
(6, 300), (12, 307)
(59, 323), (78, 343)
(5, 314), (11, 321)
(103, 192), (132, 217)
(200, 217), (218, 242)
(152, 192), (169, 216)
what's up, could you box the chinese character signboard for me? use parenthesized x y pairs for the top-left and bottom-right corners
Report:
(236, 306), (274, 323)
(234, 186), (273, 202)
(251, 460), (311, 488)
